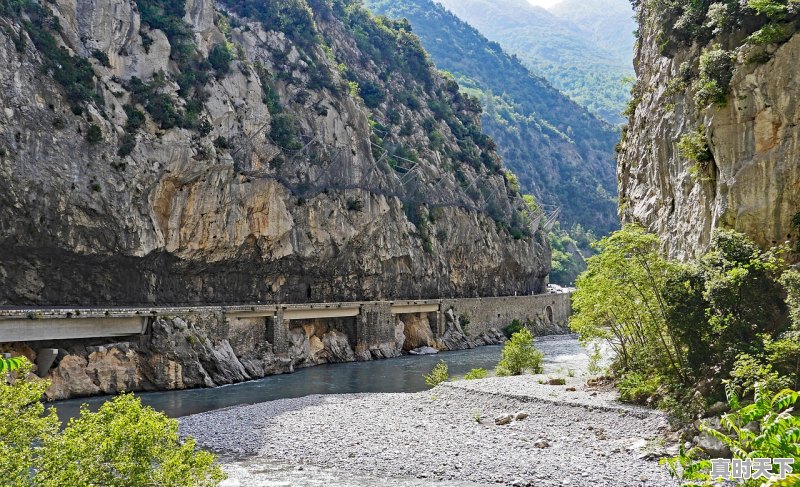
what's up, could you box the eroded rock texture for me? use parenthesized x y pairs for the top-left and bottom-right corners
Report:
(0, 311), (506, 400)
(0, 0), (549, 305)
(618, 4), (800, 259)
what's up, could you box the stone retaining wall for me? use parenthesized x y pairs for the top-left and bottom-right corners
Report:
(444, 293), (571, 336)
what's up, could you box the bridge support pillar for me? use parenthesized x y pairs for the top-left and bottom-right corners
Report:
(35, 348), (59, 378)
(267, 309), (289, 355)
(355, 302), (393, 359)
(434, 309), (445, 338)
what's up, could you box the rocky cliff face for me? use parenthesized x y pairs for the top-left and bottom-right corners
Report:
(0, 0), (548, 305)
(619, 1), (800, 260)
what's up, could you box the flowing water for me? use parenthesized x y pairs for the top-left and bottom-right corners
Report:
(53, 335), (587, 422)
(52, 336), (589, 486)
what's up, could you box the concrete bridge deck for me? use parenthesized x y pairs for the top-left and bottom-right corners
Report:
(0, 294), (572, 383)
(0, 295), (570, 343)
(0, 299), (442, 342)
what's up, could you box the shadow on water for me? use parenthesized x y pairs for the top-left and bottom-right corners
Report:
(52, 336), (586, 422)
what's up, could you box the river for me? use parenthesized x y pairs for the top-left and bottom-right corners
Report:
(53, 335), (588, 422)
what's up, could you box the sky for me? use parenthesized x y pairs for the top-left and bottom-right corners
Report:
(527, 0), (562, 8)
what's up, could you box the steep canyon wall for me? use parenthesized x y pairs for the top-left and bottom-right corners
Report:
(619, 1), (800, 259)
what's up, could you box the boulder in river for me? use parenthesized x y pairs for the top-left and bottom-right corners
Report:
(409, 347), (439, 355)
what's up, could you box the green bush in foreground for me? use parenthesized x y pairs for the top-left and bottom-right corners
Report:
(496, 328), (543, 376)
(463, 368), (488, 380)
(0, 359), (225, 486)
(663, 386), (800, 485)
(424, 360), (449, 387)
(617, 371), (661, 404)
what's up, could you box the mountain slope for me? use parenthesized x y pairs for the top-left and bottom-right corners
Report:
(365, 0), (619, 236)
(0, 0), (549, 305)
(437, 0), (634, 126)
(549, 0), (636, 63)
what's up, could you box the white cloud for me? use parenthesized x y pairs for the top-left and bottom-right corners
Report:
(527, 0), (563, 8)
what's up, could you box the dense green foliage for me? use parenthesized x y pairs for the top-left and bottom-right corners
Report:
(463, 368), (488, 380)
(218, 0), (319, 49)
(502, 319), (525, 338)
(496, 328), (544, 376)
(335, 1), (433, 89)
(436, 0), (635, 126)
(678, 125), (715, 181)
(653, 0), (799, 53)
(0, 361), (224, 486)
(0, 356), (25, 373)
(132, 0), (215, 131)
(37, 395), (223, 486)
(571, 225), (685, 384)
(208, 43), (233, 74)
(677, 125), (713, 165)
(0, 363), (59, 485)
(424, 360), (450, 386)
(85, 124), (103, 144)
(695, 45), (735, 106)
(365, 0), (620, 239)
(644, 0), (799, 109)
(549, 223), (594, 285)
(571, 225), (798, 419)
(664, 386), (800, 485)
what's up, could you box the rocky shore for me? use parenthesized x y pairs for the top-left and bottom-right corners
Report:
(6, 307), (514, 401)
(181, 366), (678, 486)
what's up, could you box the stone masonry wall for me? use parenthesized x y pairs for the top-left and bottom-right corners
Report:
(444, 293), (571, 337)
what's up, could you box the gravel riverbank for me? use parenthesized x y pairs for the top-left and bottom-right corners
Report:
(181, 373), (678, 486)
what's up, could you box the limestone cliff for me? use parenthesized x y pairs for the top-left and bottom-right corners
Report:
(619, 0), (800, 260)
(0, 0), (548, 305)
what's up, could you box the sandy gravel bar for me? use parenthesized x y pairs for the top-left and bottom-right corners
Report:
(180, 375), (678, 486)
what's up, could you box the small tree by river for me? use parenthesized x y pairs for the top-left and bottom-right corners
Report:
(570, 224), (799, 416)
(496, 328), (543, 376)
(424, 360), (450, 386)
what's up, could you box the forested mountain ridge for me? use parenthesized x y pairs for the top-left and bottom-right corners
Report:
(549, 0), (637, 65)
(437, 0), (634, 126)
(366, 0), (619, 238)
(0, 0), (549, 305)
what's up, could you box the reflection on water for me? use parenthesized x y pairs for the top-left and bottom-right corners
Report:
(53, 336), (586, 422)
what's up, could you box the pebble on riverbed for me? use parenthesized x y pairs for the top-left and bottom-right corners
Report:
(533, 439), (550, 448)
(181, 386), (677, 486)
(494, 414), (514, 425)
